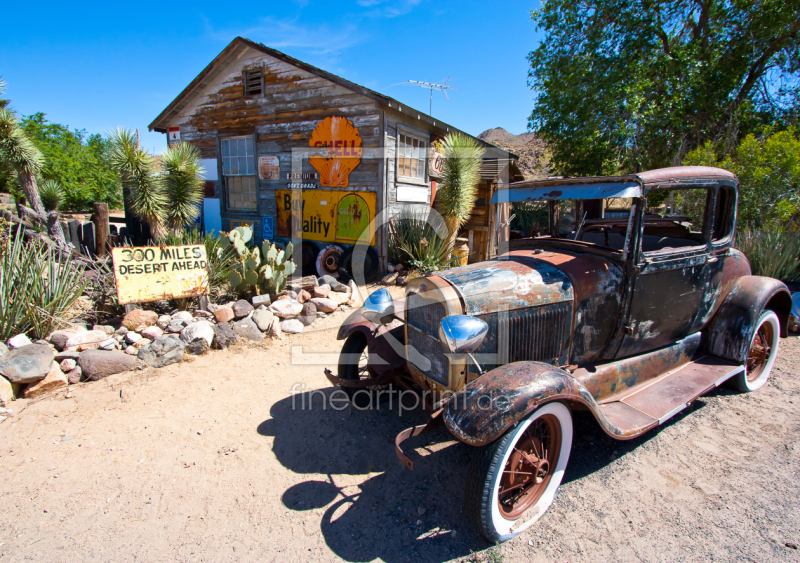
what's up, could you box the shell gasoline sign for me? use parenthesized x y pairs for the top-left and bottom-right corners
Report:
(111, 245), (209, 305)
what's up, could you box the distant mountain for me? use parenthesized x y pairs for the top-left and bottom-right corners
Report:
(477, 127), (549, 179)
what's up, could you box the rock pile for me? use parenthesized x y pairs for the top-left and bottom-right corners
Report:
(0, 275), (363, 405)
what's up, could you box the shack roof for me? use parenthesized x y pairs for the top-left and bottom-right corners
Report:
(148, 37), (517, 161)
(490, 166), (736, 204)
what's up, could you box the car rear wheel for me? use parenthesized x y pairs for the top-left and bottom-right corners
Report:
(464, 402), (573, 542)
(731, 309), (780, 393)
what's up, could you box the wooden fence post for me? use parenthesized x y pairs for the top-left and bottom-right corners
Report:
(92, 202), (109, 257)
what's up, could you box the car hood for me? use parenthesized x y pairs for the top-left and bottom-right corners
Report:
(437, 250), (623, 316)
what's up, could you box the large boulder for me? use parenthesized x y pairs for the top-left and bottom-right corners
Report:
(186, 338), (209, 355)
(232, 318), (263, 341)
(78, 350), (135, 381)
(269, 299), (303, 318)
(267, 318), (283, 340)
(0, 344), (54, 384)
(172, 311), (193, 321)
(213, 306), (235, 323)
(156, 315), (171, 330)
(168, 320), (188, 333)
(0, 342), (7, 357)
(24, 362), (68, 398)
(137, 337), (185, 368)
(213, 323), (236, 349)
(232, 300), (254, 319)
(180, 321), (215, 347)
(48, 327), (87, 351)
(298, 302), (317, 326)
(252, 294), (271, 307)
(122, 309), (158, 331)
(125, 332), (142, 344)
(311, 284), (331, 299)
(309, 297), (337, 313)
(280, 319), (304, 334)
(286, 275), (318, 293)
(252, 308), (274, 332)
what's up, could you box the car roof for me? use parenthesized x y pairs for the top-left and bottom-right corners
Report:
(491, 166), (736, 204)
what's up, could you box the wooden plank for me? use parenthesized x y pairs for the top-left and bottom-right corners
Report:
(92, 202), (109, 257)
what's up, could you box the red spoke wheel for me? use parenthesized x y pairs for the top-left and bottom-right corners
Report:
(465, 402), (572, 542)
(731, 309), (780, 393)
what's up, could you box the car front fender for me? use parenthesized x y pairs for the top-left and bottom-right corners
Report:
(705, 275), (792, 363)
(337, 306), (406, 375)
(443, 361), (622, 447)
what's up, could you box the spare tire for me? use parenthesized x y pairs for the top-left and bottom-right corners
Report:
(316, 244), (344, 278)
(340, 246), (379, 283)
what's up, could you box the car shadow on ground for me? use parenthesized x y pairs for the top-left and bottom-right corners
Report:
(258, 386), (733, 562)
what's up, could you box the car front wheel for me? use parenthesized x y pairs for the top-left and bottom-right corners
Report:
(464, 402), (573, 542)
(731, 309), (780, 393)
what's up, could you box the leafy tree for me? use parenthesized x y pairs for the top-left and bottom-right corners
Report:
(682, 126), (800, 229)
(437, 133), (485, 251)
(20, 113), (121, 210)
(528, 0), (800, 176)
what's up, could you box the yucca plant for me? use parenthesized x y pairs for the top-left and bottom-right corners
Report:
(108, 128), (168, 240)
(162, 142), (204, 233)
(38, 179), (64, 211)
(736, 225), (800, 282)
(437, 133), (485, 252)
(0, 224), (88, 340)
(389, 206), (454, 273)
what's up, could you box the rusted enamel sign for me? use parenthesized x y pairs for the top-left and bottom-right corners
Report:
(111, 245), (209, 305)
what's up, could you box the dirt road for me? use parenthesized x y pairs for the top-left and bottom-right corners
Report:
(0, 309), (798, 562)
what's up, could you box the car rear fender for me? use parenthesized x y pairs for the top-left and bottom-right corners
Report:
(705, 276), (792, 363)
(443, 361), (623, 447)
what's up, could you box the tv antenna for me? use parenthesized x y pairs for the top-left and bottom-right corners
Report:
(390, 77), (459, 115)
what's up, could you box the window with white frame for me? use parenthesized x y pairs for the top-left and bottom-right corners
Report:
(221, 136), (257, 211)
(397, 132), (427, 181)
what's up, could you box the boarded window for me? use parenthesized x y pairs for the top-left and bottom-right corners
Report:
(221, 137), (257, 211)
(243, 69), (263, 96)
(398, 133), (426, 180)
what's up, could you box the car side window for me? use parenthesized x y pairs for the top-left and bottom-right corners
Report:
(712, 187), (735, 242)
(641, 188), (710, 255)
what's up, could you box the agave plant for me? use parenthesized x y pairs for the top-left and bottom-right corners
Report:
(162, 142), (204, 233)
(437, 133), (485, 251)
(38, 179), (64, 211)
(0, 224), (88, 340)
(389, 205), (454, 273)
(736, 225), (800, 282)
(108, 128), (168, 240)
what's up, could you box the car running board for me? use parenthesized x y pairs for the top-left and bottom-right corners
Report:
(598, 356), (743, 437)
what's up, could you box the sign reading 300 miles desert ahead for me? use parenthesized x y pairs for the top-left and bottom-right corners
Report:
(111, 245), (209, 305)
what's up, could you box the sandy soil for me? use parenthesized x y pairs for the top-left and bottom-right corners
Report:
(0, 303), (798, 563)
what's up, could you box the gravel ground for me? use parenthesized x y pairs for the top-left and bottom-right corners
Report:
(0, 309), (797, 563)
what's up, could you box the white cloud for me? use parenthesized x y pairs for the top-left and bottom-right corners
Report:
(204, 16), (362, 55)
(357, 0), (424, 18)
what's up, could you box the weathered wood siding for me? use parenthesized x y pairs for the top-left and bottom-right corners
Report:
(168, 46), (382, 242)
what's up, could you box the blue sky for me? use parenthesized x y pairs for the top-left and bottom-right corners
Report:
(1, 0), (542, 154)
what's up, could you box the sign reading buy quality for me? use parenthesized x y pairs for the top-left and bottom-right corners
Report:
(111, 245), (209, 305)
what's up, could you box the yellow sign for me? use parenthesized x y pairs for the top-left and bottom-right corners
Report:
(111, 245), (209, 305)
(276, 189), (376, 245)
(309, 116), (363, 188)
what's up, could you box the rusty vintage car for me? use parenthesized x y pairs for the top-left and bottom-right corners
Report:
(325, 166), (791, 542)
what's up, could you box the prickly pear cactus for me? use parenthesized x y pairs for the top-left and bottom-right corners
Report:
(220, 226), (297, 296)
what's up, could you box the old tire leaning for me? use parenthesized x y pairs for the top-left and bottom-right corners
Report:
(464, 402), (572, 543)
(730, 309), (780, 393)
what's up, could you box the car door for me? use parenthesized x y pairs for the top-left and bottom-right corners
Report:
(615, 189), (714, 358)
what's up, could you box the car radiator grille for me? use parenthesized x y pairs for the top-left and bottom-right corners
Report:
(405, 293), (450, 385)
(490, 301), (572, 365)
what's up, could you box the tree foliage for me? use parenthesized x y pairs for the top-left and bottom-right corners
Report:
(20, 113), (121, 210)
(528, 0), (800, 176)
(682, 126), (800, 229)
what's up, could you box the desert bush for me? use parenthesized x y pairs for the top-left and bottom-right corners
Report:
(735, 225), (800, 282)
(389, 206), (454, 273)
(0, 224), (88, 340)
(157, 228), (238, 295)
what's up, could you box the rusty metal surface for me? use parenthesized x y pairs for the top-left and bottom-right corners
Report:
(442, 362), (628, 447)
(438, 257), (574, 316)
(706, 276), (792, 363)
(573, 333), (702, 403)
(490, 181), (642, 204)
(111, 245), (209, 305)
(394, 409), (444, 471)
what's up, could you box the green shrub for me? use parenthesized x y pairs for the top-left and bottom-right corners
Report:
(389, 206), (454, 272)
(156, 228), (238, 295)
(0, 224), (88, 340)
(735, 225), (800, 282)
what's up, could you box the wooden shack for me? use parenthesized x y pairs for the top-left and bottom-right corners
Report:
(148, 37), (521, 275)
